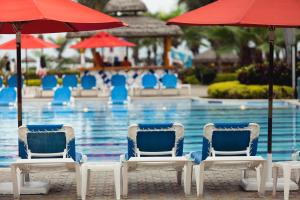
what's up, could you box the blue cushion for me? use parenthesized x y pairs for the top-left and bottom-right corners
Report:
(214, 123), (249, 129)
(81, 75), (96, 90)
(8, 75), (23, 88)
(142, 74), (157, 89)
(42, 75), (57, 90)
(52, 87), (71, 105)
(111, 86), (127, 104)
(161, 74), (177, 89)
(63, 75), (78, 88)
(27, 124), (63, 131)
(211, 130), (251, 152)
(111, 74), (126, 86)
(136, 131), (176, 152)
(0, 87), (16, 105)
(138, 123), (173, 129)
(27, 131), (66, 154)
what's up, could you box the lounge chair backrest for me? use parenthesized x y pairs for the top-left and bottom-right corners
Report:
(81, 75), (96, 90)
(111, 74), (126, 86)
(142, 73), (157, 89)
(127, 123), (184, 160)
(161, 74), (177, 89)
(201, 123), (260, 161)
(63, 74), (78, 88)
(7, 74), (23, 88)
(53, 87), (71, 104)
(18, 124), (76, 161)
(0, 87), (16, 104)
(111, 86), (128, 104)
(42, 75), (57, 90)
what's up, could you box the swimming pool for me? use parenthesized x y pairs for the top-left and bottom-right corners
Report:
(0, 98), (298, 167)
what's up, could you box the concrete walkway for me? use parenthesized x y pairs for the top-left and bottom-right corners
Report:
(0, 168), (298, 199)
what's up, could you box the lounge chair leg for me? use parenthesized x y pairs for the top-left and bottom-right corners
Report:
(272, 166), (278, 197)
(75, 164), (81, 199)
(81, 165), (88, 200)
(11, 165), (20, 199)
(184, 162), (192, 196)
(283, 166), (291, 200)
(122, 164), (128, 198)
(197, 164), (205, 197)
(177, 170), (182, 186)
(114, 165), (121, 200)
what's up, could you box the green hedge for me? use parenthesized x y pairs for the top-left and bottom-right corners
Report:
(26, 78), (63, 86)
(213, 73), (238, 83)
(208, 81), (293, 99)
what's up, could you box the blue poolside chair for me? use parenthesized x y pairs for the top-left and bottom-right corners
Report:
(110, 86), (128, 104)
(7, 74), (23, 88)
(51, 87), (72, 106)
(14, 124), (84, 197)
(141, 73), (157, 89)
(161, 74), (177, 89)
(190, 123), (265, 196)
(0, 87), (16, 106)
(111, 74), (126, 87)
(42, 75), (57, 91)
(62, 74), (78, 89)
(139, 73), (159, 96)
(121, 123), (189, 197)
(81, 75), (96, 90)
(80, 75), (98, 96)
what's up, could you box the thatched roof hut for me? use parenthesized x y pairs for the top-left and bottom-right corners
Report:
(67, 0), (182, 39)
(104, 0), (147, 13)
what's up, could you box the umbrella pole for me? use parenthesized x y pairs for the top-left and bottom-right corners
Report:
(13, 24), (23, 128)
(267, 26), (275, 180)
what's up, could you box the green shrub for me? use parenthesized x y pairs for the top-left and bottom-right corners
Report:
(25, 78), (63, 86)
(208, 81), (293, 99)
(184, 75), (200, 85)
(214, 73), (238, 83)
(237, 62), (298, 86)
(194, 65), (217, 85)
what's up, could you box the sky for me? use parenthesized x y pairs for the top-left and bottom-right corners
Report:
(0, 0), (179, 60)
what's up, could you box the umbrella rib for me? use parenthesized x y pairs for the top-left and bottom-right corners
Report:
(64, 22), (77, 32)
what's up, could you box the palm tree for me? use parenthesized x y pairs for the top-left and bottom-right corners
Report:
(179, 0), (215, 11)
(48, 35), (72, 68)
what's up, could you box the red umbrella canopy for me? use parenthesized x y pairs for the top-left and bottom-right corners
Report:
(0, 0), (125, 34)
(167, 0), (300, 27)
(0, 34), (58, 49)
(71, 32), (136, 49)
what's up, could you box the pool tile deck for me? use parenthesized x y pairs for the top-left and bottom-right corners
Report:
(0, 169), (299, 199)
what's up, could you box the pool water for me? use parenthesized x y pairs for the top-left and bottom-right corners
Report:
(0, 99), (299, 167)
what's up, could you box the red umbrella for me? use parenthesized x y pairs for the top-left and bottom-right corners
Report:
(0, 34), (58, 49)
(0, 0), (125, 127)
(0, 34), (59, 84)
(168, 0), (300, 185)
(71, 32), (135, 49)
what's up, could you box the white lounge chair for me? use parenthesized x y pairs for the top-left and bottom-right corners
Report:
(272, 151), (300, 200)
(11, 124), (85, 199)
(190, 123), (267, 196)
(120, 123), (193, 197)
